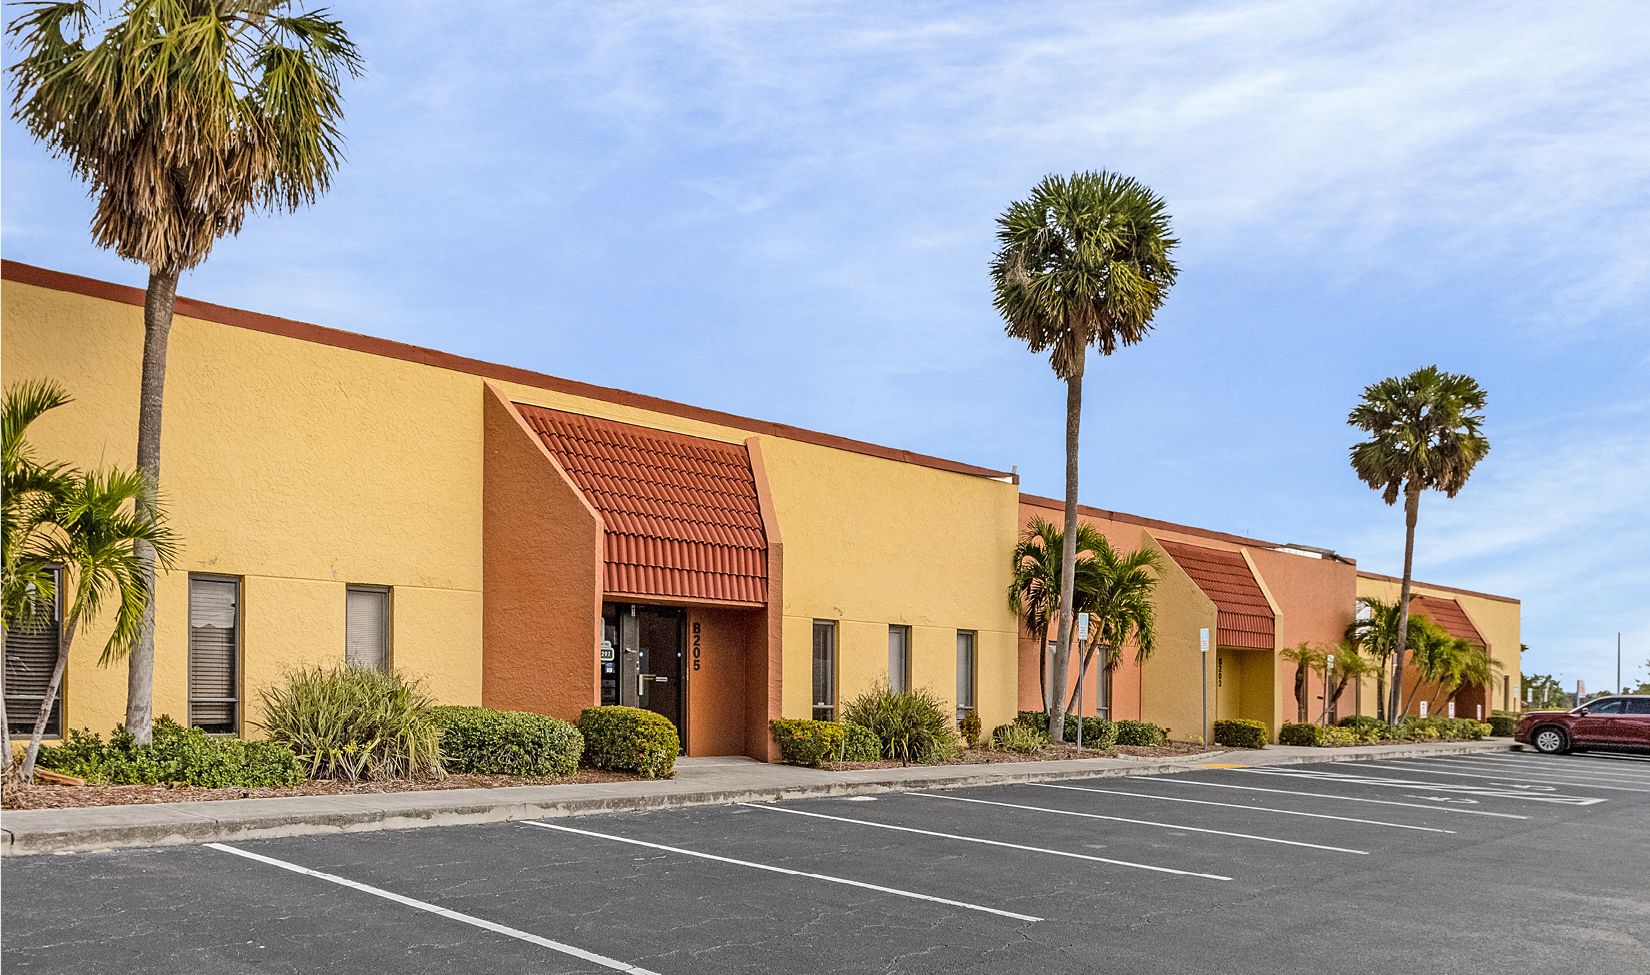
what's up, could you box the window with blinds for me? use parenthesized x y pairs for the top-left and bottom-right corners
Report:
(811, 620), (836, 721)
(5, 583), (62, 738)
(346, 587), (389, 671)
(955, 630), (975, 724)
(888, 625), (911, 694)
(189, 577), (239, 735)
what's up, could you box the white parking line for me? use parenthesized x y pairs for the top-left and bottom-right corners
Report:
(1347, 762), (1650, 794)
(907, 792), (1369, 854)
(1029, 782), (1456, 833)
(1462, 754), (1650, 782)
(1236, 767), (1607, 805)
(521, 820), (1042, 923)
(737, 802), (1231, 879)
(1399, 754), (1650, 784)
(1131, 776), (1528, 819)
(206, 843), (658, 974)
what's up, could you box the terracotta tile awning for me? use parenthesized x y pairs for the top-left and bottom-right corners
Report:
(1158, 540), (1275, 650)
(1410, 595), (1484, 648)
(516, 405), (769, 603)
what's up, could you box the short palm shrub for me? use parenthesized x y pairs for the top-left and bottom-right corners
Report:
(1114, 719), (1169, 747)
(578, 706), (678, 778)
(840, 683), (960, 763)
(430, 706), (583, 777)
(1278, 722), (1320, 747)
(769, 718), (847, 767)
(959, 710), (983, 749)
(1061, 716), (1119, 749)
(841, 723), (882, 762)
(991, 722), (1048, 753)
(34, 716), (304, 787)
(1212, 719), (1268, 749)
(260, 666), (445, 781)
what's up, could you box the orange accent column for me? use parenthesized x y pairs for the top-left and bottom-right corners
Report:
(482, 382), (604, 719)
(746, 437), (783, 762)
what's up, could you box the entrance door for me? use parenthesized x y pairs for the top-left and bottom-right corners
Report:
(601, 603), (685, 751)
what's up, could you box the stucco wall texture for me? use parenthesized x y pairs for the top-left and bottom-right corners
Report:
(1356, 573), (1522, 717)
(3, 262), (1521, 756)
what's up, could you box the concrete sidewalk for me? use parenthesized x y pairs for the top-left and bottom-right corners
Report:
(0, 739), (1511, 856)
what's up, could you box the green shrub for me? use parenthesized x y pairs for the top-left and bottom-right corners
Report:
(1212, 719), (1268, 749)
(841, 723), (882, 762)
(769, 719), (847, 767)
(1016, 711), (1050, 735)
(1320, 726), (1358, 747)
(1278, 722), (1320, 747)
(1337, 715), (1389, 739)
(577, 706), (678, 778)
(430, 706), (583, 777)
(959, 710), (982, 748)
(1398, 716), (1491, 741)
(259, 666), (445, 780)
(839, 683), (959, 764)
(1114, 719), (1169, 747)
(1061, 716), (1119, 749)
(1487, 714), (1518, 737)
(34, 716), (304, 787)
(991, 722), (1048, 753)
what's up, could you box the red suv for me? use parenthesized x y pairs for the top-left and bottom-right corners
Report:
(1516, 696), (1650, 754)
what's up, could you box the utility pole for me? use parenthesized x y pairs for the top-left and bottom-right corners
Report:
(1618, 632), (1623, 693)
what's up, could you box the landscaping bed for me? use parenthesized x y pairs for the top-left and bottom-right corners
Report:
(812, 739), (1224, 771)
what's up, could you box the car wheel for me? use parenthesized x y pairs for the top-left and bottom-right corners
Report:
(1532, 727), (1569, 754)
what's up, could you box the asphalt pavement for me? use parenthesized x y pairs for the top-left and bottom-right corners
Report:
(4, 749), (1646, 974)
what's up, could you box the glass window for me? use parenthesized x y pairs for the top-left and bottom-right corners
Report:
(1625, 699), (1650, 715)
(812, 620), (836, 722)
(955, 631), (976, 723)
(888, 625), (910, 693)
(1586, 698), (1626, 714)
(345, 586), (390, 671)
(189, 576), (240, 735)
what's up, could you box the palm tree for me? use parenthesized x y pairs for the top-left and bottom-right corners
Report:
(1345, 596), (1410, 721)
(1008, 517), (1106, 712)
(1280, 643), (1323, 724)
(1318, 644), (1374, 724)
(1066, 540), (1161, 717)
(18, 468), (179, 783)
(2, 380), (76, 779)
(8, 1), (363, 743)
(1349, 366), (1489, 726)
(991, 171), (1179, 741)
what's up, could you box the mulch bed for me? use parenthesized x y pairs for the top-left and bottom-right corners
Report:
(3, 768), (642, 811)
(817, 739), (1225, 771)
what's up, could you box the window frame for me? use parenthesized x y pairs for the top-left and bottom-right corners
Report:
(811, 620), (837, 722)
(345, 584), (393, 672)
(5, 565), (64, 739)
(188, 573), (243, 737)
(888, 625), (911, 694)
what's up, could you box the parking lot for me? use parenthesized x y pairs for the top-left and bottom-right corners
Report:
(5, 751), (1647, 974)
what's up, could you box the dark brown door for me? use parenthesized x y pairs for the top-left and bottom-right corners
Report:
(636, 606), (684, 751)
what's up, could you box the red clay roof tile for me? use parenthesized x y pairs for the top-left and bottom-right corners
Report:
(1410, 595), (1485, 648)
(516, 404), (769, 603)
(1158, 540), (1276, 650)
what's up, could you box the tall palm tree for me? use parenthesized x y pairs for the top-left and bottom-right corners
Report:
(1349, 366), (1489, 726)
(8, 1), (363, 743)
(18, 468), (179, 783)
(1008, 517), (1106, 712)
(991, 171), (1178, 741)
(1065, 539), (1160, 717)
(2, 380), (76, 778)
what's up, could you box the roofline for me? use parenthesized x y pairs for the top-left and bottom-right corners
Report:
(1018, 493), (1285, 550)
(1356, 570), (1520, 605)
(2, 259), (1019, 484)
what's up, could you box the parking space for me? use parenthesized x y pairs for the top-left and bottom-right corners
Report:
(5, 754), (1648, 973)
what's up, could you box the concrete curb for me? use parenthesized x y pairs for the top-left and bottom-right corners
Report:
(0, 740), (1511, 856)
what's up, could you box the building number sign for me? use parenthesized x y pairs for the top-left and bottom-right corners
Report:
(692, 622), (702, 671)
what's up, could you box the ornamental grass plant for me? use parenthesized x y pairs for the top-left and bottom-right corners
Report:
(839, 683), (960, 764)
(259, 666), (445, 781)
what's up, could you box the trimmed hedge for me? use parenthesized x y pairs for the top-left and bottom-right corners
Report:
(769, 719), (847, 767)
(1016, 711), (1050, 735)
(1114, 719), (1169, 747)
(577, 706), (678, 778)
(34, 716), (304, 787)
(1487, 714), (1518, 737)
(1278, 722), (1319, 747)
(430, 706), (583, 777)
(841, 723), (882, 762)
(1321, 726), (1358, 747)
(1213, 719), (1268, 749)
(1062, 716), (1119, 749)
(1337, 715), (1389, 739)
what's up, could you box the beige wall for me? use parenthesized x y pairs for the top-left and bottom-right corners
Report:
(1356, 574), (1522, 714)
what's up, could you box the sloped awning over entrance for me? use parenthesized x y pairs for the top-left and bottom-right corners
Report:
(1409, 595), (1485, 648)
(1158, 539), (1275, 650)
(514, 404), (769, 604)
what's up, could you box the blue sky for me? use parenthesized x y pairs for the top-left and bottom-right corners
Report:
(5, 1), (1647, 693)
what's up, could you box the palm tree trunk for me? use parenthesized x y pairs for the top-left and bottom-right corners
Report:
(127, 267), (179, 746)
(1049, 373), (1082, 743)
(1, 628), (11, 775)
(1388, 484), (1420, 724)
(1037, 623), (1050, 713)
(1375, 666), (1387, 722)
(1294, 665), (1309, 723)
(19, 617), (77, 783)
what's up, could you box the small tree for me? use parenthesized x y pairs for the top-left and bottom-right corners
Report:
(1065, 539), (1160, 718)
(1280, 643), (1324, 724)
(1348, 366), (1489, 725)
(1318, 645), (1374, 725)
(1008, 517), (1107, 713)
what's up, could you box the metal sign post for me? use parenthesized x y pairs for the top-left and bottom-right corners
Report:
(1320, 653), (1335, 725)
(1200, 628), (1210, 744)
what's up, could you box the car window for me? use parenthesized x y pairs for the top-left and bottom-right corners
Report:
(1626, 699), (1650, 715)
(1586, 698), (1626, 714)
